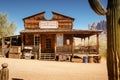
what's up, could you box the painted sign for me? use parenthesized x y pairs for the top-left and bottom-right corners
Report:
(39, 21), (58, 29)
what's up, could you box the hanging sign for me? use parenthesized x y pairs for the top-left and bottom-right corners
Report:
(39, 21), (58, 29)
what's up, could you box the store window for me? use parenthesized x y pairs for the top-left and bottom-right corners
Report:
(34, 34), (40, 46)
(56, 34), (63, 46)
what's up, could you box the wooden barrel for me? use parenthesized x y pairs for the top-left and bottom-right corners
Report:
(88, 56), (94, 63)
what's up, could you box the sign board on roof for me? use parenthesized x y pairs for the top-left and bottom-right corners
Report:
(39, 21), (58, 29)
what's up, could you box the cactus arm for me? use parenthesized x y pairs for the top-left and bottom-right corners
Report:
(88, 0), (107, 15)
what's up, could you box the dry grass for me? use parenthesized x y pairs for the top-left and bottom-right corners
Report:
(0, 58), (108, 80)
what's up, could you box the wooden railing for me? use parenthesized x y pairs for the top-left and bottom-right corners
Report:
(56, 45), (72, 54)
(74, 45), (98, 54)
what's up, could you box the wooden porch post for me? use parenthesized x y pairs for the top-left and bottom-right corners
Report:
(96, 34), (99, 54)
(81, 38), (82, 46)
(81, 38), (83, 54)
(39, 43), (41, 60)
(38, 34), (41, 60)
(10, 36), (12, 47)
(21, 34), (24, 59)
(16, 36), (18, 46)
(88, 37), (90, 46)
(84, 37), (85, 47)
(84, 37), (86, 54)
(71, 34), (74, 58)
(88, 36), (90, 54)
(54, 34), (57, 60)
(21, 34), (24, 51)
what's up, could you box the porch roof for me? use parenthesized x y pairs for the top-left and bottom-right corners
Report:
(20, 29), (102, 38)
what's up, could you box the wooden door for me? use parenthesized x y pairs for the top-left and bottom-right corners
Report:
(41, 34), (54, 53)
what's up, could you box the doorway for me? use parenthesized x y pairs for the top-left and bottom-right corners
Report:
(39, 34), (55, 53)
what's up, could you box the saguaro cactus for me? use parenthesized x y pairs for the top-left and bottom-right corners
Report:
(88, 0), (120, 80)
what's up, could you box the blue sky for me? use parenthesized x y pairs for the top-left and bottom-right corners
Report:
(0, 0), (107, 35)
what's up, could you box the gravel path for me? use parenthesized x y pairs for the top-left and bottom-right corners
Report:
(0, 58), (108, 80)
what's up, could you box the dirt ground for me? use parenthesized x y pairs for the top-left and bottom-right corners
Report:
(0, 58), (108, 80)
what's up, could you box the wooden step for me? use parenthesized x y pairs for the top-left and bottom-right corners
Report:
(40, 53), (55, 60)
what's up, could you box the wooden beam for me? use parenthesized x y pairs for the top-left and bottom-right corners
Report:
(84, 38), (86, 54)
(96, 34), (99, 54)
(84, 38), (85, 47)
(54, 34), (57, 59)
(10, 37), (12, 47)
(38, 34), (41, 60)
(71, 34), (74, 58)
(88, 37), (90, 54)
(21, 34), (24, 51)
(88, 37), (90, 46)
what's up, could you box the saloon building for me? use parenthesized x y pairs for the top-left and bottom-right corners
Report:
(1, 11), (102, 62)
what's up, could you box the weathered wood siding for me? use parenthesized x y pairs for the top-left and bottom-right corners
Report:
(23, 12), (74, 30)
(24, 34), (34, 46)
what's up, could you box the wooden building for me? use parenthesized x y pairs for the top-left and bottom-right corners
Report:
(19, 11), (102, 61)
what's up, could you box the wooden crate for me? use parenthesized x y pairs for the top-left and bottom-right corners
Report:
(9, 53), (21, 59)
(9, 46), (21, 53)
(72, 58), (83, 63)
(9, 46), (21, 59)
